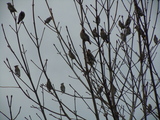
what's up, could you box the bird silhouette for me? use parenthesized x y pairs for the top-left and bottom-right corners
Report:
(135, 3), (144, 17)
(86, 49), (96, 66)
(118, 20), (125, 29)
(7, 3), (17, 13)
(100, 28), (109, 43)
(124, 27), (131, 36)
(17, 11), (25, 24)
(60, 83), (65, 93)
(111, 85), (117, 96)
(125, 16), (131, 27)
(92, 27), (99, 37)
(14, 65), (20, 77)
(97, 86), (103, 95)
(148, 104), (152, 113)
(120, 33), (126, 42)
(46, 80), (53, 92)
(68, 50), (76, 60)
(135, 25), (145, 39)
(96, 15), (100, 25)
(80, 29), (91, 44)
(44, 16), (52, 24)
(153, 35), (159, 45)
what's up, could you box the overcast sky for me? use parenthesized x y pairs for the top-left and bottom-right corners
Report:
(0, 0), (160, 120)
(0, 0), (96, 119)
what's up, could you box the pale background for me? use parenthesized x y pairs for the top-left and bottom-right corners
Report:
(0, 0), (159, 120)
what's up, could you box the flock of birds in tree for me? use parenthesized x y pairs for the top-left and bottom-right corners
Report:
(7, 2), (159, 98)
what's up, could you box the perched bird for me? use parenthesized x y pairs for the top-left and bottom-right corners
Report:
(86, 49), (96, 66)
(68, 50), (76, 60)
(153, 35), (159, 45)
(120, 33), (126, 42)
(125, 16), (131, 27)
(46, 80), (53, 92)
(135, 25), (145, 39)
(139, 52), (145, 61)
(124, 27), (131, 36)
(60, 83), (65, 93)
(7, 3), (17, 13)
(100, 28), (109, 43)
(92, 27), (99, 37)
(135, 4), (144, 16)
(111, 85), (117, 96)
(97, 86), (103, 95)
(17, 11), (25, 24)
(14, 65), (20, 77)
(148, 104), (152, 113)
(44, 16), (52, 24)
(96, 15), (100, 25)
(118, 20), (125, 29)
(80, 29), (91, 44)
(103, 112), (108, 118)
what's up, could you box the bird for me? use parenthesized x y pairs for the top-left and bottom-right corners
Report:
(100, 28), (109, 43)
(97, 86), (103, 95)
(80, 29), (91, 44)
(148, 104), (152, 113)
(96, 15), (100, 25)
(14, 65), (20, 77)
(125, 16), (131, 27)
(46, 80), (53, 92)
(124, 27), (131, 36)
(92, 27), (99, 37)
(135, 4), (144, 16)
(17, 11), (25, 24)
(111, 85), (117, 96)
(7, 3), (17, 13)
(68, 50), (76, 60)
(118, 20), (125, 29)
(44, 16), (52, 24)
(139, 52), (145, 61)
(60, 83), (65, 93)
(86, 49), (96, 66)
(153, 35), (159, 45)
(120, 33), (126, 42)
(135, 25), (145, 39)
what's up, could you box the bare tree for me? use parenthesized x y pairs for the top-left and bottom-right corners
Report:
(1, 0), (160, 120)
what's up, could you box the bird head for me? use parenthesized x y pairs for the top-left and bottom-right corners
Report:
(81, 29), (85, 33)
(7, 3), (12, 6)
(14, 65), (18, 68)
(87, 49), (91, 53)
(101, 28), (104, 32)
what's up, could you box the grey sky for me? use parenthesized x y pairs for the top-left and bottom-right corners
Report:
(0, 0), (160, 120)
(0, 0), (94, 119)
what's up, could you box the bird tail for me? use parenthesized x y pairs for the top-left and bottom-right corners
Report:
(17, 20), (21, 24)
